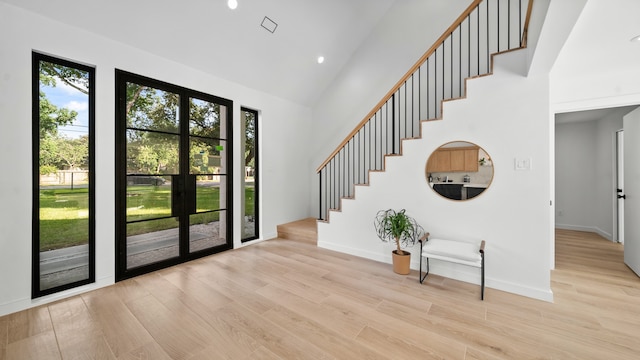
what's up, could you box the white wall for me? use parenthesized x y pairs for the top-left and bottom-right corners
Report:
(319, 50), (554, 301)
(0, 3), (312, 316)
(554, 121), (598, 233)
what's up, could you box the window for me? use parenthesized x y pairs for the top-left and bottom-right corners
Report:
(32, 53), (95, 297)
(241, 107), (259, 242)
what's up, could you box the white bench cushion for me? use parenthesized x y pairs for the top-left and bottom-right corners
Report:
(422, 238), (482, 265)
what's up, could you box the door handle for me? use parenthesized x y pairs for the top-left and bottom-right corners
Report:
(618, 194), (626, 199)
(171, 175), (183, 217)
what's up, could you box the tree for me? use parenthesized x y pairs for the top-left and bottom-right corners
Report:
(38, 61), (88, 174)
(39, 135), (60, 175)
(40, 61), (89, 95)
(244, 110), (256, 168)
(38, 91), (77, 138)
(56, 135), (89, 170)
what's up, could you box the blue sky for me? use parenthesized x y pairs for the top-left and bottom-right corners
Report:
(42, 78), (88, 139)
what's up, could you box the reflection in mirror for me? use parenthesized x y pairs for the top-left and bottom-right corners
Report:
(426, 141), (493, 200)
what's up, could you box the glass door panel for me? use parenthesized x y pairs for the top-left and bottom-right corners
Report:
(188, 97), (228, 254)
(123, 82), (181, 271)
(126, 218), (179, 268)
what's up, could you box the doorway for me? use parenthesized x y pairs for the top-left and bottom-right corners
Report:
(115, 70), (233, 280)
(555, 105), (640, 276)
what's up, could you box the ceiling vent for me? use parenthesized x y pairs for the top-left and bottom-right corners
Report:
(261, 16), (278, 33)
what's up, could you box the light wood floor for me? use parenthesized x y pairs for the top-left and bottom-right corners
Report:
(1, 228), (640, 359)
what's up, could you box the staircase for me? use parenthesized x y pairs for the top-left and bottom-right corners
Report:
(277, 218), (318, 243)
(316, 0), (533, 222)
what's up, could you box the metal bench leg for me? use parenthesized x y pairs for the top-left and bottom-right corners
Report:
(419, 257), (429, 283)
(481, 252), (485, 300)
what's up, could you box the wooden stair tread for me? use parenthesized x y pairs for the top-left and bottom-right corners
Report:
(277, 218), (317, 243)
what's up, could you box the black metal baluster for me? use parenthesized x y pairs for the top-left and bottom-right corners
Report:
(434, 48), (437, 117)
(441, 42), (445, 112)
(487, 0), (490, 73)
(318, 171), (322, 220)
(404, 76), (412, 137)
(374, 113), (377, 170)
(459, 23), (462, 98)
(403, 82), (407, 142)
(468, 14), (471, 78)
(418, 67), (421, 124)
(336, 153), (340, 207)
(508, 0), (511, 49)
(427, 59), (430, 119)
(498, 0), (500, 52)
(519, 0), (523, 47)
(477, 5), (480, 76)
(357, 131), (360, 185)
(341, 148), (345, 199)
(450, 35), (453, 99)
(329, 160), (332, 210)
(390, 100), (394, 153)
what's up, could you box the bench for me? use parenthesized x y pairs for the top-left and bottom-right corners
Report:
(418, 233), (486, 300)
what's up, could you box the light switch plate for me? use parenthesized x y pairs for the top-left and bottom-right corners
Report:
(515, 157), (532, 170)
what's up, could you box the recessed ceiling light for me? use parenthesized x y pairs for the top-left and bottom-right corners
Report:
(227, 0), (238, 10)
(317, 56), (325, 64)
(630, 34), (640, 42)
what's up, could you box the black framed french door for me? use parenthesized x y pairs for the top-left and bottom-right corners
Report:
(115, 70), (233, 280)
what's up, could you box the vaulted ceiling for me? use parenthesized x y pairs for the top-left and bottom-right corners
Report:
(552, 0), (640, 123)
(2, 0), (396, 107)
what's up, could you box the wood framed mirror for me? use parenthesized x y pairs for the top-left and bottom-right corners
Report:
(426, 141), (493, 200)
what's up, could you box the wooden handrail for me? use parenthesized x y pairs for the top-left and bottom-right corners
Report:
(521, 0), (534, 47)
(316, 0), (483, 173)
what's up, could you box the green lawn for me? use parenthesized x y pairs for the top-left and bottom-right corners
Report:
(39, 188), (90, 251)
(38, 185), (255, 250)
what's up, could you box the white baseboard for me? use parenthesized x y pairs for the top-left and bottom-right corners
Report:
(318, 240), (389, 264)
(318, 240), (554, 302)
(0, 276), (114, 317)
(555, 224), (613, 241)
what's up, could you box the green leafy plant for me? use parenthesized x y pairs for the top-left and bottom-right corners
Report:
(374, 209), (424, 255)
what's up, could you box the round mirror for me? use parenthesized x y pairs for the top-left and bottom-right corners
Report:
(425, 141), (493, 200)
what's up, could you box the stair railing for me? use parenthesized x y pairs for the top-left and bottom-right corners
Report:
(317, 0), (534, 221)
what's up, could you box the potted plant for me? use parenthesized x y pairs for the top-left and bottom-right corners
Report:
(374, 209), (425, 275)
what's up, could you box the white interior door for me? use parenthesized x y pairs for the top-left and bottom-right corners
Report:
(617, 130), (624, 244)
(623, 108), (640, 276)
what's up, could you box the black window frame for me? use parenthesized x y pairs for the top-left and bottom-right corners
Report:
(241, 107), (259, 242)
(31, 52), (96, 298)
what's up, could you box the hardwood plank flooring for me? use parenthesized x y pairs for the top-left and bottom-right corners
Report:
(2, 228), (640, 359)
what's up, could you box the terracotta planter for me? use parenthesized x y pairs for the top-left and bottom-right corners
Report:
(391, 250), (411, 275)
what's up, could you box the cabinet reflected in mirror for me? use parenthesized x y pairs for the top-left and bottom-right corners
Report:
(426, 141), (493, 200)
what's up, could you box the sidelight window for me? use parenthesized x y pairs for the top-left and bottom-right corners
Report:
(32, 53), (95, 297)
